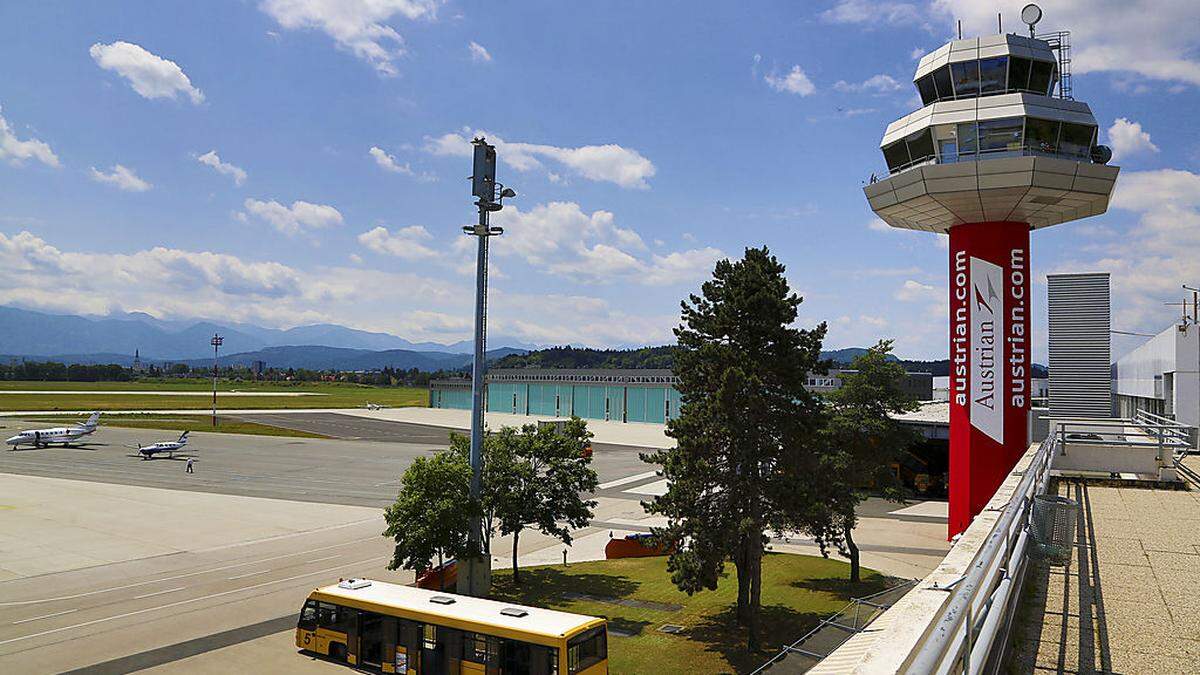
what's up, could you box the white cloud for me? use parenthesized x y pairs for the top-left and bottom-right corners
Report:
(931, 1), (1200, 86)
(822, 0), (926, 27)
(259, 0), (440, 76)
(196, 150), (247, 186)
(468, 41), (491, 63)
(89, 164), (151, 192)
(490, 201), (721, 286)
(895, 279), (938, 301)
(426, 129), (656, 189)
(243, 198), (344, 235)
(0, 229), (678, 347)
(1056, 168), (1200, 338)
(834, 74), (904, 94)
(644, 248), (725, 285)
(1106, 118), (1159, 160)
(89, 41), (204, 104)
(764, 65), (816, 96)
(0, 107), (59, 167)
(369, 146), (412, 174)
(358, 225), (438, 260)
(868, 218), (891, 232)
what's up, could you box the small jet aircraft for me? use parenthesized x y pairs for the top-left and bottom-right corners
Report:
(136, 431), (191, 460)
(365, 403), (385, 411)
(5, 412), (101, 449)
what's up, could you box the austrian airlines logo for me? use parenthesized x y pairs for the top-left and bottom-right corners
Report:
(969, 257), (1005, 444)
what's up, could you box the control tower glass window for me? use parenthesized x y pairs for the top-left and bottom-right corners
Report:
(957, 122), (979, 156)
(978, 57), (1008, 94)
(1008, 57), (1032, 92)
(1059, 123), (1096, 159)
(917, 74), (937, 105)
(1026, 117), (1059, 154)
(1029, 60), (1054, 95)
(883, 140), (910, 172)
(978, 118), (1023, 155)
(932, 67), (953, 102)
(905, 129), (935, 165)
(951, 60), (981, 97)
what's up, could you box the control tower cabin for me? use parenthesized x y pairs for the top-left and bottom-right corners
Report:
(863, 12), (1119, 537)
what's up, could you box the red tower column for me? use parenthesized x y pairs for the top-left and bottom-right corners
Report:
(947, 221), (1031, 538)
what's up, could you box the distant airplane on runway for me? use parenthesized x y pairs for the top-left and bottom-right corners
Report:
(5, 412), (101, 449)
(136, 431), (191, 459)
(366, 403), (385, 411)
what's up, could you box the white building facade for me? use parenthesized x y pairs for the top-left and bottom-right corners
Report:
(1115, 322), (1200, 427)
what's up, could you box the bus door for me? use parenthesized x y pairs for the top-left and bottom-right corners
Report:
(420, 624), (447, 674)
(358, 612), (387, 669)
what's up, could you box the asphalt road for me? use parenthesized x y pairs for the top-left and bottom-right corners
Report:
(0, 417), (655, 508)
(0, 513), (393, 674)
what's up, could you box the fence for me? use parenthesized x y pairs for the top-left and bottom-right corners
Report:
(750, 580), (918, 674)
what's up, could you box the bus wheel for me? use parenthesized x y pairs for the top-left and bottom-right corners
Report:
(329, 643), (346, 662)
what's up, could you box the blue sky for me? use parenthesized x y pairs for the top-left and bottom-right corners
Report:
(1, 1), (1198, 361)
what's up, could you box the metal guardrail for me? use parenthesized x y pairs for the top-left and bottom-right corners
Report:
(750, 580), (918, 674)
(904, 434), (1056, 674)
(869, 145), (1094, 184)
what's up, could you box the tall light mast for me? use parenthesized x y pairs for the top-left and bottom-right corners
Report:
(863, 5), (1118, 536)
(210, 333), (223, 428)
(460, 137), (515, 596)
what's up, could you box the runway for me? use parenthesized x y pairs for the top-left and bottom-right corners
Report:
(0, 417), (655, 508)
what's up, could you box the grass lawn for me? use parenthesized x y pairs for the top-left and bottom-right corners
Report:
(15, 414), (329, 438)
(489, 553), (892, 675)
(0, 380), (428, 412)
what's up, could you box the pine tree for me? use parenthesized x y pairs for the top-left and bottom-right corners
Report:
(642, 246), (827, 652)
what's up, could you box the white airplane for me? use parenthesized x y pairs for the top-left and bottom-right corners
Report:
(365, 403), (385, 411)
(5, 412), (101, 449)
(136, 431), (190, 460)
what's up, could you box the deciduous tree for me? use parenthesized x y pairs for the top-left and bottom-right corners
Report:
(383, 450), (477, 589)
(803, 340), (921, 582)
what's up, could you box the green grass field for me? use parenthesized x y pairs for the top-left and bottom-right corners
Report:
(0, 380), (428, 412)
(13, 413), (329, 438)
(490, 554), (889, 674)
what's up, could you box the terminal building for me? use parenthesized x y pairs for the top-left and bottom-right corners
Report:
(1115, 321), (1200, 427)
(429, 368), (933, 424)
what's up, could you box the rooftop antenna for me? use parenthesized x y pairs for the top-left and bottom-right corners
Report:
(957, 19), (962, 39)
(998, 12), (1002, 34)
(1020, 3), (1043, 38)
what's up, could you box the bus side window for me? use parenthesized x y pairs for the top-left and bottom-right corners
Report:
(318, 602), (353, 633)
(298, 600), (318, 630)
(567, 627), (607, 673)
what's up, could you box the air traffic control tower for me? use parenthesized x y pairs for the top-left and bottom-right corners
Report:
(863, 6), (1119, 537)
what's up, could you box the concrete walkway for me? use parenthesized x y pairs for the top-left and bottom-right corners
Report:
(1011, 479), (1200, 672)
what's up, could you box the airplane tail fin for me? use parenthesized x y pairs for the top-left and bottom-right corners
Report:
(179, 431), (190, 443)
(83, 412), (101, 429)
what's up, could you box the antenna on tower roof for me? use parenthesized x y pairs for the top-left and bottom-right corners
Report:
(1020, 3), (1043, 38)
(957, 19), (962, 39)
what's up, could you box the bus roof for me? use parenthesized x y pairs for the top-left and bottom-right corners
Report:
(310, 580), (604, 640)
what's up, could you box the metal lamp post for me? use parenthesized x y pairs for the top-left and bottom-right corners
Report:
(210, 333), (223, 428)
(460, 137), (515, 597)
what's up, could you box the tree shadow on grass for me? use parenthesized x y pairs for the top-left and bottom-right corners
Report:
(790, 573), (894, 600)
(489, 567), (641, 609)
(685, 603), (827, 675)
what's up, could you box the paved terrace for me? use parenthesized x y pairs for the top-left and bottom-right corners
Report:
(1010, 473), (1200, 672)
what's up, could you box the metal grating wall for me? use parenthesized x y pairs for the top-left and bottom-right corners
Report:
(1047, 273), (1111, 418)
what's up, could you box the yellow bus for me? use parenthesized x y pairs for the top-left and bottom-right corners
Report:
(296, 578), (608, 675)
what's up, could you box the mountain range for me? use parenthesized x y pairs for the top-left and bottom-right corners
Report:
(0, 306), (535, 361)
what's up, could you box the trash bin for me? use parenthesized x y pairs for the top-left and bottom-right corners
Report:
(1030, 494), (1078, 565)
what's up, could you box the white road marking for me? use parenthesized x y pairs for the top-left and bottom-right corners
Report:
(12, 609), (78, 625)
(597, 470), (659, 490)
(227, 570), (270, 580)
(133, 587), (185, 600)
(0, 537), (369, 606)
(0, 555), (387, 646)
(308, 554), (341, 564)
(623, 478), (669, 496)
